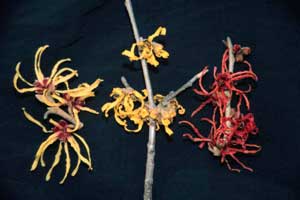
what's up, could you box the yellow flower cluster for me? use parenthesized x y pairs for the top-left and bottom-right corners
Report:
(122, 27), (169, 67)
(101, 87), (147, 132)
(13, 45), (102, 184)
(101, 87), (185, 135)
(148, 94), (185, 135)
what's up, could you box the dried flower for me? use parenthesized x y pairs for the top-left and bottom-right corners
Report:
(122, 26), (169, 67)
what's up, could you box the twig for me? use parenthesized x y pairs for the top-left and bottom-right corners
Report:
(36, 93), (83, 128)
(43, 107), (83, 128)
(225, 37), (235, 119)
(121, 76), (132, 88)
(161, 68), (209, 106)
(124, 0), (156, 199)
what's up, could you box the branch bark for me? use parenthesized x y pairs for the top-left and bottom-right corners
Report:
(124, 1), (156, 199)
(161, 68), (208, 106)
(35, 93), (83, 128)
(225, 37), (235, 120)
(43, 107), (83, 128)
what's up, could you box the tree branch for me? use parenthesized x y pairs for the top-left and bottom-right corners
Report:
(161, 68), (209, 106)
(124, 1), (156, 199)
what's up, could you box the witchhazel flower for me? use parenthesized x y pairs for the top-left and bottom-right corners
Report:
(180, 40), (260, 172)
(102, 87), (185, 135)
(51, 79), (103, 130)
(147, 94), (185, 135)
(14, 44), (102, 184)
(13, 45), (78, 106)
(122, 26), (169, 67)
(192, 45), (258, 117)
(181, 112), (261, 172)
(22, 108), (92, 184)
(101, 87), (147, 132)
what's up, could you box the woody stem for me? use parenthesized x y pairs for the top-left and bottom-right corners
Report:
(38, 93), (83, 128)
(161, 68), (209, 106)
(124, 0), (156, 199)
(225, 37), (235, 118)
(43, 107), (78, 125)
(121, 76), (132, 89)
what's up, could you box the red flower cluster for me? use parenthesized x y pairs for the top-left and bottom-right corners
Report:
(180, 43), (261, 172)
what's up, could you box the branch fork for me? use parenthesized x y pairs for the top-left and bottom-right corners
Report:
(124, 0), (208, 199)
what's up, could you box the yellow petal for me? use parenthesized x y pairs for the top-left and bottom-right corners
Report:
(13, 63), (36, 93)
(122, 50), (140, 61)
(40, 135), (58, 167)
(53, 70), (78, 86)
(153, 45), (169, 58)
(22, 108), (50, 133)
(68, 109), (81, 132)
(34, 45), (48, 81)
(35, 92), (63, 107)
(89, 78), (103, 91)
(177, 105), (186, 115)
(13, 84), (36, 93)
(133, 90), (146, 107)
(71, 151), (81, 177)
(123, 95), (133, 112)
(45, 141), (62, 181)
(154, 94), (164, 101)
(64, 80), (70, 90)
(79, 106), (99, 115)
(49, 59), (71, 80)
(139, 108), (149, 118)
(122, 43), (141, 61)
(48, 118), (60, 127)
(68, 136), (91, 173)
(114, 112), (127, 126)
(159, 49), (169, 58)
(141, 89), (148, 97)
(155, 122), (160, 131)
(52, 67), (78, 82)
(146, 55), (159, 67)
(161, 119), (173, 136)
(125, 116), (144, 133)
(30, 133), (58, 171)
(14, 62), (33, 86)
(68, 136), (83, 176)
(148, 26), (166, 42)
(51, 94), (67, 104)
(63, 79), (102, 98)
(110, 87), (123, 97)
(74, 133), (92, 170)
(101, 102), (117, 117)
(59, 142), (71, 184)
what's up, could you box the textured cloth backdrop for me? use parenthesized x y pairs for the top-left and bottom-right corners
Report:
(0, 0), (299, 199)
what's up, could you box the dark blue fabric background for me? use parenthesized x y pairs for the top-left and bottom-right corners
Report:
(0, 0), (299, 199)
